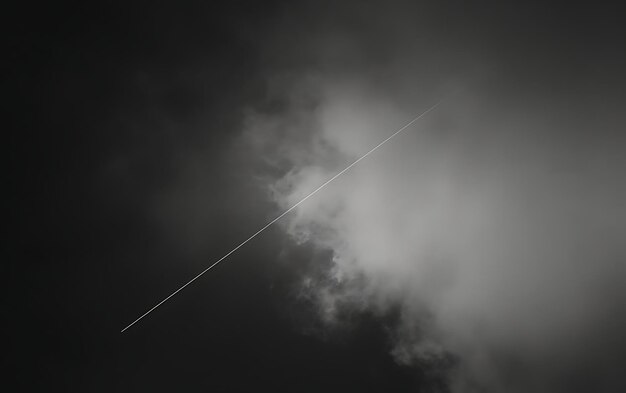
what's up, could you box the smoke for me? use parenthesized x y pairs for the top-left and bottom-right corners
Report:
(241, 2), (626, 392)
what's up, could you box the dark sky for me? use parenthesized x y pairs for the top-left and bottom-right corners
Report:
(6, 1), (625, 392)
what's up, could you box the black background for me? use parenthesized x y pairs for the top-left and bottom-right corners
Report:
(6, 1), (625, 392)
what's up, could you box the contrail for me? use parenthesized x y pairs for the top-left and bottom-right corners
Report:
(121, 99), (443, 333)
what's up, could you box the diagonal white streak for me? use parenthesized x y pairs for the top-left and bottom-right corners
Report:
(120, 99), (443, 333)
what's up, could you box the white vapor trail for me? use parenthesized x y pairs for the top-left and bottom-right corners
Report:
(120, 99), (443, 333)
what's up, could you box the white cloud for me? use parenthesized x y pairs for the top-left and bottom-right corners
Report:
(244, 76), (626, 392)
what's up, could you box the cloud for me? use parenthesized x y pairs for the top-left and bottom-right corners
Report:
(240, 2), (626, 391)
(243, 59), (626, 393)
